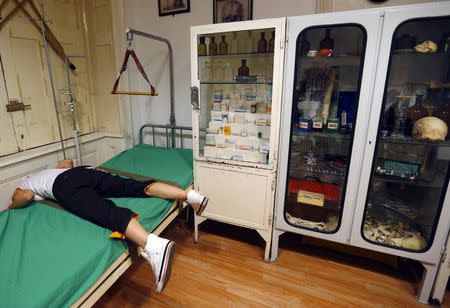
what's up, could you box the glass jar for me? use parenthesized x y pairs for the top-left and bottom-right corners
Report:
(258, 32), (268, 53)
(268, 31), (275, 53)
(299, 33), (310, 57)
(312, 109), (324, 132)
(422, 86), (441, 116)
(405, 94), (428, 136)
(208, 37), (218, 55)
(320, 29), (334, 50)
(238, 59), (249, 77)
(198, 37), (207, 56)
(219, 36), (228, 55)
(389, 96), (410, 137)
(433, 98), (450, 139)
(230, 32), (238, 53)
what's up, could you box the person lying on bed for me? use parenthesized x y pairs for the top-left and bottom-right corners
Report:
(8, 159), (208, 293)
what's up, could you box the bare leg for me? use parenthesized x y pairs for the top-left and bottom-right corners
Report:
(145, 182), (187, 201)
(124, 217), (149, 248)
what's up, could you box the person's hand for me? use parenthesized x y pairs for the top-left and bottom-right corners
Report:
(8, 188), (34, 209)
(57, 159), (74, 169)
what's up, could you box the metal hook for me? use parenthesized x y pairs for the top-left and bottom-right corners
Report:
(127, 31), (133, 49)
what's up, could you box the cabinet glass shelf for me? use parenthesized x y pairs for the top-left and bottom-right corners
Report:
(292, 130), (352, 141)
(300, 55), (362, 66)
(373, 173), (445, 188)
(199, 52), (274, 58)
(393, 51), (450, 58)
(379, 136), (450, 147)
(200, 81), (273, 85)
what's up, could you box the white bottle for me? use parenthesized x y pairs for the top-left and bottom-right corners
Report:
(246, 30), (254, 53)
(230, 32), (238, 54)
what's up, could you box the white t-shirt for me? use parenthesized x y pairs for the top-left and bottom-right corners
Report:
(19, 168), (69, 201)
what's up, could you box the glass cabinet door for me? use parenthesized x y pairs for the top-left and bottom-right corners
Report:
(284, 25), (366, 233)
(196, 29), (275, 165)
(363, 17), (450, 252)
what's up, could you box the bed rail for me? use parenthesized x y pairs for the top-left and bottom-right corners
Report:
(139, 124), (192, 148)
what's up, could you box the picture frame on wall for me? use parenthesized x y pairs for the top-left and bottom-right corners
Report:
(158, 0), (190, 16)
(213, 0), (253, 23)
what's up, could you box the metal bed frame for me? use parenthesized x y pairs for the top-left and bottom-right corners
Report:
(73, 123), (193, 307)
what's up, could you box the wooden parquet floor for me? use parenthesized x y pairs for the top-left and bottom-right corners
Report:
(95, 220), (450, 307)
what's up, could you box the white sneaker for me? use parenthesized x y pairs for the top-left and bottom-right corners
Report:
(186, 190), (209, 216)
(141, 234), (176, 293)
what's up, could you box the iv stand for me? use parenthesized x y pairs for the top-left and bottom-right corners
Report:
(126, 28), (176, 147)
(40, 20), (66, 159)
(63, 55), (86, 166)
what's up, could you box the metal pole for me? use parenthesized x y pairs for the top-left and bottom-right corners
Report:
(41, 20), (66, 159)
(64, 55), (82, 165)
(126, 28), (176, 147)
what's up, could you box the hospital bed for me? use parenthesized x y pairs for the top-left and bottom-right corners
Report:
(0, 124), (193, 307)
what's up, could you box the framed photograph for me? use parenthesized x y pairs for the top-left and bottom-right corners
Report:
(213, 0), (253, 23)
(158, 0), (190, 16)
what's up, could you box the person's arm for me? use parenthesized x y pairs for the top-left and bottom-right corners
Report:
(8, 188), (35, 209)
(56, 159), (73, 169)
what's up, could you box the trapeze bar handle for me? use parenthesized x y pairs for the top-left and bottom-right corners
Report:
(112, 90), (158, 96)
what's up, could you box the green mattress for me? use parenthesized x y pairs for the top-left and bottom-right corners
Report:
(0, 145), (194, 307)
(0, 203), (127, 307)
(101, 144), (194, 189)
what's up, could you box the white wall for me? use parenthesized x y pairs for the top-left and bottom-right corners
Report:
(122, 0), (317, 144)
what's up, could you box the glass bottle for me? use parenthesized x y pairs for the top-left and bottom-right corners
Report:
(268, 31), (275, 53)
(405, 95), (428, 136)
(246, 31), (254, 53)
(258, 32), (268, 53)
(389, 96), (410, 137)
(439, 32), (450, 53)
(326, 117), (339, 133)
(298, 110), (312, 132)
(198, 37), (207, 56)
(230, 32), (238, 53)
(208, 37), (218, 55)
(422, 86), (440, 116)
(312, 109), (324, 132)
(201, 61), (211, 81)
(320, 29), (334, 50)
(433, 99), (450, 139)
(219, 36), (228, 55)
(299, 33), (310, 56)
(224, 62), (232, 81)
(238, 59), (249, 77)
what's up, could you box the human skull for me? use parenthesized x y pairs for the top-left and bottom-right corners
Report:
(415, 40), (438, 53)
(413, 117), (448, 141)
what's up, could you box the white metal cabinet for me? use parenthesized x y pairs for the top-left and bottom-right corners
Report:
(272, 2), (450, 304)
(271, 9), (383, 254)
(350, 3), (450, 303)
(191, 18), (286, 261)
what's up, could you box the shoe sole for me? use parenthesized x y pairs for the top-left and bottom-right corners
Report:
(157, 241), (175, 293)
(196, 197), (209, 216)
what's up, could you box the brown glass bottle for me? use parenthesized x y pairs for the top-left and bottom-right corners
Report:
(422, 86), (440, 116)
(208, 37), (218, 55)
(238, 59), (249, 77)
(299, 33), (310, 56)
(257, 32), (268, 53)
(433, 99), (450, 139)
(198, 37), (207, 56)
(268, 31), (275, 53)
(405, 95), (428, 136)
(320, 29), (334, 50)
(219, 36), (228, 55)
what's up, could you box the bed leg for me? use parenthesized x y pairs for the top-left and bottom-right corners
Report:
(194, 215), (207, 243)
